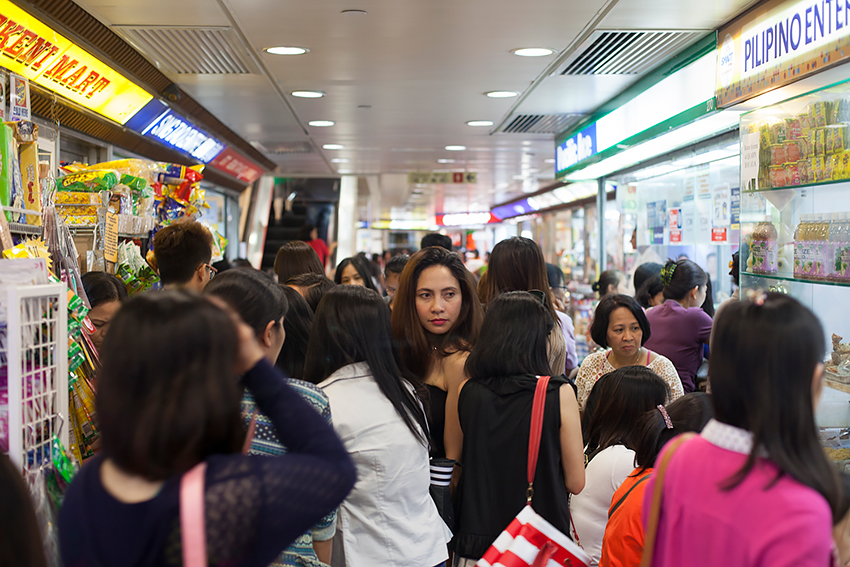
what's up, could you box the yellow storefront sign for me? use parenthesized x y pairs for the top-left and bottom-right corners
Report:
(0, 1), (152, 124)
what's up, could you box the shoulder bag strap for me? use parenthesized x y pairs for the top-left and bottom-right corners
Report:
(242, 408), (259, 455)
(640, 433), (696, 567)
(180, 462), (208, 567)
(608, 472), (651, 519)
(526, 375), (551, 504)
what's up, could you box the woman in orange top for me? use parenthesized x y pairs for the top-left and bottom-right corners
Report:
(599, 393), (713, 567)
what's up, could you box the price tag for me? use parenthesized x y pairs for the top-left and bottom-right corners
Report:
(105, 211), (119, 263)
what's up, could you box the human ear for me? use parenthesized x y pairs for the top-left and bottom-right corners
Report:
(262, 320), (276, 348)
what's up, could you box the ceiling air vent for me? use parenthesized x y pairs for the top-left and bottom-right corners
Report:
(558, 30), (704, 76)
(113, 26), (256, 74)
(498, 114), (582, 134)
(251, 141), (314, 155)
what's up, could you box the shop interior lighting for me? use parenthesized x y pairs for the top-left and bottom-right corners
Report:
(309, 120), (336, 127)
(337, 169), (353, 174)
(467, 120), (494, 127)
(331, 158), (349, 163)
(323, 144), (345, 150)
(565, 110), (742, 182)
(437, 159), (456, 164)
(445, 145), (467, 151)
(266, 46), (309, 55)
(512, 47), (555, 57)
(544, 158), (555, 164)
(485, 91), (519, 98)
(291, 90), (325, 98)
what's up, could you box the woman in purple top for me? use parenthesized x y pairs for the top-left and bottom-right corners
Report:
(643, 292), (845, 567)
(643, 259), (712, 393)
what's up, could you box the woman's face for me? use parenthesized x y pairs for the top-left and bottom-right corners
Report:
(89, 300), (122, 351)
(649, 291), (664, 307)
(694, 284), (708, 308)
(340, 264), (365, 286)
(415, 265), (463, 336)
(607, 307), (642, 359)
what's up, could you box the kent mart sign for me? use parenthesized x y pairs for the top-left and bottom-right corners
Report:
(0, 0), (152, 124)
(717, 0), (850, 107)
(408, 171), (477, 184)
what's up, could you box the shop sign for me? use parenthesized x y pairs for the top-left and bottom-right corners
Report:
(717, 0), (850, 107)
(0, 1), (152, 124)
(730, 186), (741, 229)
(712, 227), (728, 242)
(141, 109), (225, 163)
(210, 148), (263, 183)
(407, 171), (477, 184)
(555, 123), (597, 174)
(491, 199), (536, 221)
(670, 229), (683, 243)
(436, 212), (500, 226)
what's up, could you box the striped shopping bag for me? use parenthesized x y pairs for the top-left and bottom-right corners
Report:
(476, 376), (591, 567)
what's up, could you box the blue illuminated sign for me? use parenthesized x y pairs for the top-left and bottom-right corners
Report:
(555, 123), (597, 174)
(491, 199), (535, 221)
(125, 99), (226, 164)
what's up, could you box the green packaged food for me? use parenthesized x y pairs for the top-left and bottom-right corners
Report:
(57, 170), (119, 193)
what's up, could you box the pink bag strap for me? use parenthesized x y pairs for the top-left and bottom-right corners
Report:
(526, 375), (551, 503)
(180, 462), (208, 567)
(242, 408), (259, 454)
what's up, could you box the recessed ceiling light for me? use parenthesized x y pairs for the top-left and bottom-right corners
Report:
(331, 158), (349, 163)
(467, 120), (494, 127)
(309, 120), (335, 127)
(511, 47), (555, 57)
(291, 90), (325, 98)
(266, 46), (309, 55)
(445, 145), (466, 151)
(544, 158), (555, 164)
(522, 140), (532, 145)
(437, 159), (456, 164)
(338, 169), (353, 174)
(323, 144), (344, 150)
(485, 91), (518, 98)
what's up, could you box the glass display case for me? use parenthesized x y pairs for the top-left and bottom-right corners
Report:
(739, 79), (850, 439)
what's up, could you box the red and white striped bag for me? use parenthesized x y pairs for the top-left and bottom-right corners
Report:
(476, 376), (591, 567)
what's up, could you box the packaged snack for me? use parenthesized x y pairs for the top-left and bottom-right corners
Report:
(785, 140), (802, 162)
(4, 120), (37, 143)
(826, 154), (836, 179)
(787, 117), (802, 140)
(771, 122), (788, 144)
(57, 170), (119, 193)
(770, 144), (788, 166)
(811, 156), (825, 181)
(752, 220), (779, 275)
(769, 165), (787, 188)
(83, 158), (161, 183)
(784, 162), (801, 185)
(830, 154), (844, 180)
(759, 123), (772, 150)
(832, 124), (849, 154)
(814, 128), (826, 155)
(0, 124), (14, 222)
(812, 101), (831, 127)
(20, 142), (39, 225)
(7, 135), (23, 223)
(799, 113), (813, 138)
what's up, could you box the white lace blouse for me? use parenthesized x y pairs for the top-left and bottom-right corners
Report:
(575, 350), (684, 411)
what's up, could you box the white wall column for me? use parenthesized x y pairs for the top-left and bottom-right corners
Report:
(336, 175), (358, 262)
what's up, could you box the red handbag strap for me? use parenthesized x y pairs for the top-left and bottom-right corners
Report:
(526, 375), (551, 502)
(180, 462), (208, 567)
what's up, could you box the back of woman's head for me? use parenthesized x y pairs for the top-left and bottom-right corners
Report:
(701, 274), (715, 317)
(710, 292), (842, 519)
(0, 454), (47, 567)
(81, 271), (128, 308)
(297, 223), (315, 241)
(274, 241), (324, 283)
(591, 269), (623, 299)
(465, 291), (553, 381)
(334, 256), (378, 291)
(391, 246), (482, 378)
(633, 262), (663, 293)
(546, 263), (565, 289)
(287, 272), (336, 312)
(583, 366), (670, 454)
(277, 285), (313, 378)
(304, 286), (428, 443)
(98, 292), (243, 480)
(634, 393), (714, 470)
(635, 274), (664, 309)
(660, 259), (707, 301)
(204, 269), (287, 336)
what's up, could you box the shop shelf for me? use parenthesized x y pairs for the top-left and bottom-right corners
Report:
(742, 271), (850, 288)
(742, 178), (850, 194)
(7, 222), (42, 235)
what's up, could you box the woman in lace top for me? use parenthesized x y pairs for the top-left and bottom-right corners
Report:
(58, 292), (355, 567)
(575, 294), (683, 411)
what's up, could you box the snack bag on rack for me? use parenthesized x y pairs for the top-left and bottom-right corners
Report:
(20, 141), (40, 226)
(0, 123), (15, 222)
(56, 169), (120, 193)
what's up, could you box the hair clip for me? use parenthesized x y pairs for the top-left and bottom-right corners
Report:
(528, 290), (547, 305)
(660, 263), (677, 286)
(657, 404), (673, 429)
(728, 260), (735, 270)
(746, 288), (767, 306)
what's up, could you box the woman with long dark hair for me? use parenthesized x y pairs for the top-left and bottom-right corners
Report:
(274, 240), (325, 284)
(58, 292), (355, 567)
(571, 366), (669, 566)
(304, 286), (451, 566)
(478, 236), (565, 374)
(391, 246), (483, 467)
(645, 293), (844, 566)
(644, 259), (713, 393)
(334, 255), (378, 291)
(81, 271), (128, 351)
(452, 292), (585, 566)
(276, 285), (314, 379)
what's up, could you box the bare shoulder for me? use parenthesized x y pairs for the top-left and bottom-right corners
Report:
(443, 351), (470, 387)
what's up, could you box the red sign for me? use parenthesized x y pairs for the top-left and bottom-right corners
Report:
(436, 212), (500, 226)
(670, 229), (682, 243)
(711, 228), (727, 242)
(209, 148), (264, 184)
(452, 172), (463, 183)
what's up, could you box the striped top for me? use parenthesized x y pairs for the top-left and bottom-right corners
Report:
(241, 379), (336, 567)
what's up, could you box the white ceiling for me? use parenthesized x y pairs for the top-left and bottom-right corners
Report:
(77, 0), (759, 216)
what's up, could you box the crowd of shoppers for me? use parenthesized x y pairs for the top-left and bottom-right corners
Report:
(3, 221), (847, 567)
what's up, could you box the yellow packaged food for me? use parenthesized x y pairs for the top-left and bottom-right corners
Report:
(20, 142), (40, 225)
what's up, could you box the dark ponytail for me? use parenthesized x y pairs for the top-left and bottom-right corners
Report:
(634, 393), (714, 471)
(591, 269), (622, 299)
(636, 275), (664, 309)
(660, 259), (707, 301)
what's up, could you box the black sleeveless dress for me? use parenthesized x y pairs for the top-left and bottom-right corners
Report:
(454, 373), (571, 560)
(425, 384), (448, 459)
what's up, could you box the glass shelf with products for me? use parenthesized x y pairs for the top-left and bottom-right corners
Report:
(741, 271), (850, 288)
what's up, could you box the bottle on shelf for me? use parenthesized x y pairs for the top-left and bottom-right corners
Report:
(813, 213), (830, 281)
(831, 212), (850, 282)
(752, 218), (779, 275)
(794, 214), (808, 278)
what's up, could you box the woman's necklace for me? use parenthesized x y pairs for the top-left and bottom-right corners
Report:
(610, 348), (643, 369)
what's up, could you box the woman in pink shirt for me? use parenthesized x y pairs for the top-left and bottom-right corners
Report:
(643, 293), (845, 567)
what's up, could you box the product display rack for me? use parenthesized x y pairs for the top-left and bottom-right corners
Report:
(2, 283), (69, 472)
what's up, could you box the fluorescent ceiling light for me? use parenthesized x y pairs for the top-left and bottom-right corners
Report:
(511, 47), (555, 57)
(467, 120), (494, 127)
(266, 46), (309, 55)
(544, 158), (555, 164)
(437, 159), (455, 164)
(323, 144), (344, 150)
(445, 145), (466, 151)
(337, 169), (353, 174)
(291, 90), (325, 98)
(566, 110), (741, 182)
(331, 158), (349, 163)
(309, 120), (335, 127)
(485, 91), (518, 98)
